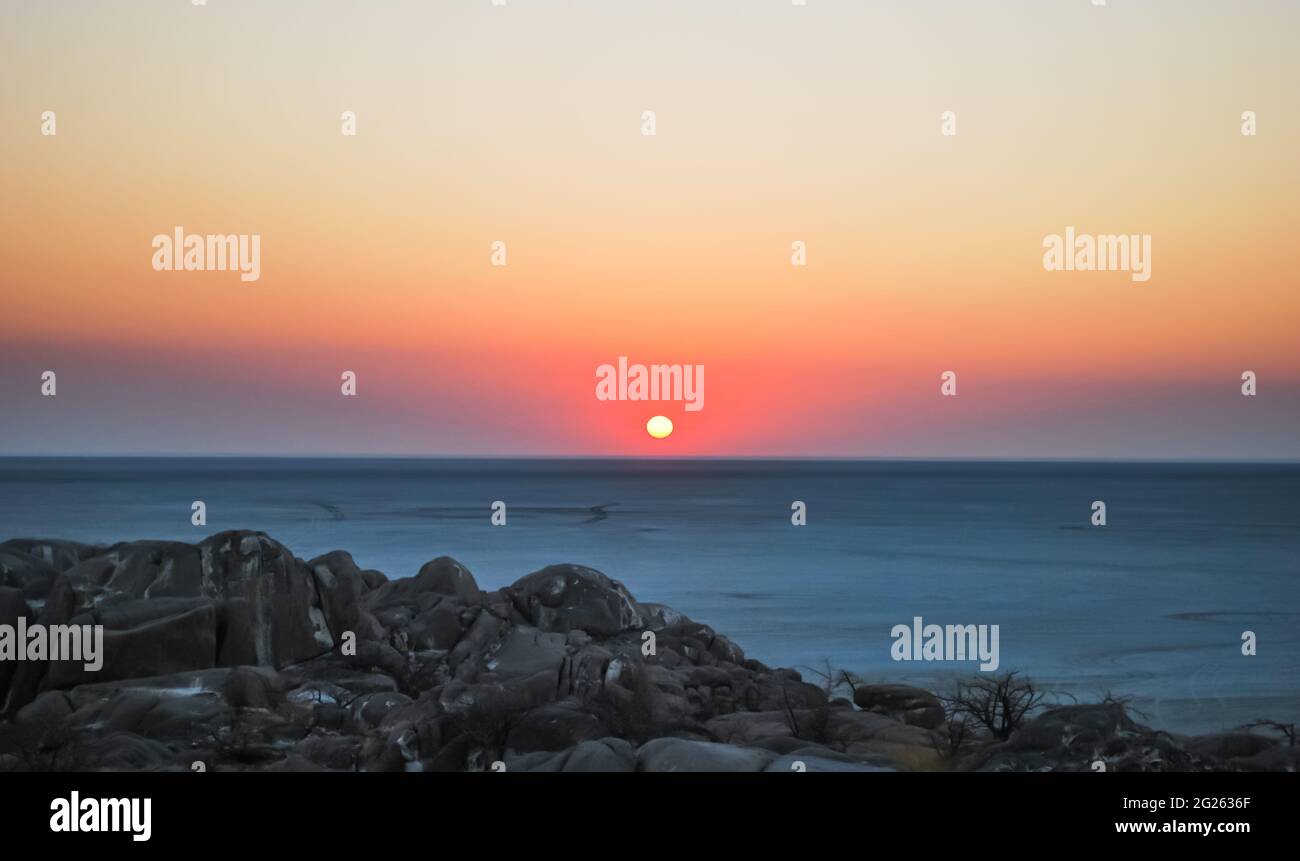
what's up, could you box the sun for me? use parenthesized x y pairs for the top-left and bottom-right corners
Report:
(646, 415), (673, 439)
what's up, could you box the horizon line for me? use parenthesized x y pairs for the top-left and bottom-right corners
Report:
(2, 454), (1299, 465)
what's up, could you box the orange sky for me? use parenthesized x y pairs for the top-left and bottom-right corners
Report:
(2, 1), (1297, 456)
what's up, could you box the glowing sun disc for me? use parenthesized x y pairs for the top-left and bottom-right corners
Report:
(646, 415), (673, 439)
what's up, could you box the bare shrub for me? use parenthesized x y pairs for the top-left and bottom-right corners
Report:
(779, 680), (832, 744)
(930, 715), (974, 761)
(458, 689), (516, 766)
(1238, 719), (1297, 747)
(939, 672), (1047, 741)
(796, 659), (861, 700)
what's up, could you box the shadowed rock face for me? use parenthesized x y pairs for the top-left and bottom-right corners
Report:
(1, 532), (338, 715)
(0, 532), (1294, 773)
(0, 539), (104, 603)
(509, 564), (645, 637)
(853, 684), (945, 729)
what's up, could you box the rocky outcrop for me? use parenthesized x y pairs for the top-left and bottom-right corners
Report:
(509, 564), (644, 636)
(0, 532), (1292, 773)
(0, 539), (104, 606)
(1, 532), (337, 716)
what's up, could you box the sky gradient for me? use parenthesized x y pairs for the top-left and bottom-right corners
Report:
(2, 0), (1297, 457)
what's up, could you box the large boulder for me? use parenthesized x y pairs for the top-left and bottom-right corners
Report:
(705, 709), (799, 745)
(406, 601), (463, 651)
(0, 552), (61, 604)
(351, 691), (415, 731)
(308, 550), (386, 643)
(447, 611), (508, 678)
(42, 604), (219, 690)
(0, 539), (104, 572)
(438, 671), (558, 719)
(197, 532), (334, 665)
(852, 684), (945, 729)
(65, 688), (230, 742)
(636, 737), (775, 772)
(294, 731), (361, 771)
(412, 557), (483, 603)
(485, 626), (568, 681)
(366, 556), (482, 610)
(506, 701), (609, 752)
(653, 621), (746, 666)
(508, 564), (645, 637)
(221, 666), (283, 710)
(1007, 703), (1141, 754)
(1184, 731), (1276, 761)
(1, 532), (338, 716)
(37, 532), (334, 669)
(506, 737), (635, 772)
